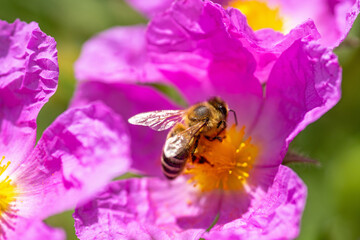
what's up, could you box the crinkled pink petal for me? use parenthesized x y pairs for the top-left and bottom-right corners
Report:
(6, 217), (65, 240)
(147, 0), (262, 103)
(74, 166), (306, 240)
(74, 177), (220, 240)
(267, 39), (341, 143)
(212, 0), (232, 5)
(70, 82), (180, 177)
(146, 0), (319, 92)
(0, 19), (58, 168)
(227, 8), (320, 81)
(220, 0), (359, 48)
(10, 102), (131, 220)
(75, 25), (163, 84)
(203, 165), (306, 240)
(338, 0), (360, 47)
(124, 0), (174, 18)
(249, 39), (341, 171)
(265, 0), (360, 48)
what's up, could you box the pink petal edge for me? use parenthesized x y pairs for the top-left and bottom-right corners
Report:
(6, 218), (65, 240)
(75, 25), (164, 84)
(13, 102), (131, 220)
(0, 19), (58, 169)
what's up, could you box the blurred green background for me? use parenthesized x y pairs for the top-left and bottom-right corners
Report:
(1, 0), (359, 239)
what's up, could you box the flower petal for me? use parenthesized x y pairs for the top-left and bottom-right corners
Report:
(6, 217), (65, 240)
(271, 0), (360, 48)
(268, 39), (341, 140)
(206, 165), (307, 240)
(73, 177), (219, 240)
(250, 39), (341, 168)
(0, 19), (58, 167)
(73, 166), (306, 240)
(124, 0), (174, 18)
(226, 7), (321, 82)
(146, 0), (320, 99)
(75, 25), (163, 84)
(339, 0), (360, 47)
(70, 82), (180, 177)
(147, 0), (262, 103)
(12, 102), (131, 219)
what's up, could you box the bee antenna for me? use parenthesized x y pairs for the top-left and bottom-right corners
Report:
(229, 109), (238, 126)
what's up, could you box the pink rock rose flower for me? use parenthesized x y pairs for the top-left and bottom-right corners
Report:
(0, 19), (131, 239)
(71, 4), (341, 238)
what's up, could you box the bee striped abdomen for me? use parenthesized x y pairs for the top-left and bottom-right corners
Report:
(161, 153), (187, 179)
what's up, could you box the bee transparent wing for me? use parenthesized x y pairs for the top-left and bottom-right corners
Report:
(128, 110), (185, 131)
(164, 121), (206, 158)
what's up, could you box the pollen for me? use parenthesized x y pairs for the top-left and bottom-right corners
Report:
(185, 125), (258, 192)
(228, 0), (284, 32)
(0, 156), (17, 215)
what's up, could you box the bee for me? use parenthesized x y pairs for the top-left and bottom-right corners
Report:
(128, 97), (236, 179)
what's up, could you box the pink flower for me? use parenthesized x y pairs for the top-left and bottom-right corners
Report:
(71, 2), (341, 238)
(0, 19), (132, 239)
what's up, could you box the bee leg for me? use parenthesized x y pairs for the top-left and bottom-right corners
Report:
(194, 156), (214, 167)
(206, 136), (223, 142)
(216, 120), (225, 129)
(191, 135), (201, 163)
(191, 154), (197, 163)
(206, 120), (227, 142)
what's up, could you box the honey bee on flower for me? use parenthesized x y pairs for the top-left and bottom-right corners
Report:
(127, 97), (259, 192)
(128, 97), (233, 179)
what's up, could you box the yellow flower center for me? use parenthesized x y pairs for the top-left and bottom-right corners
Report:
(0, 156), (17, 215)
(228, 0), (284, 32)
(185, 125), (258, 192)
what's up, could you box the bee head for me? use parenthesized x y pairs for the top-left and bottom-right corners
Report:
(208, 97), (228, 118)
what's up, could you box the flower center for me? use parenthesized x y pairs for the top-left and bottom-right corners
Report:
(185, 125), (258, 192)
(228, 0), (284, 32)
(0, 156), (16, 215)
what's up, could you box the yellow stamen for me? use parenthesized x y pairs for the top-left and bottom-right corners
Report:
(0, 156), (17, 215)
(228, 0), (284, 32)
(185, 125), (258, 192)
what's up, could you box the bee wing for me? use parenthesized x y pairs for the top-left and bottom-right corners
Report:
(128, 110), (185, 131)
(164, 121), (206, 158)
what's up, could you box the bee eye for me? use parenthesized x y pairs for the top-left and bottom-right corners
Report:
(218, 105), (227, 116)
(194, 105), (210, 118)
